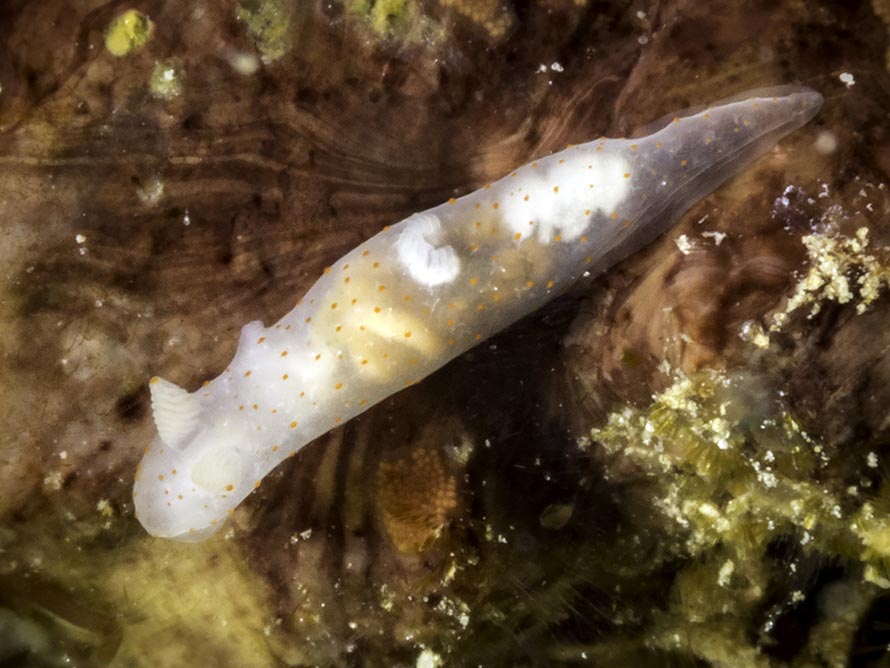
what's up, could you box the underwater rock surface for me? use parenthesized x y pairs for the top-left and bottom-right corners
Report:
(1, 0), (889, 666)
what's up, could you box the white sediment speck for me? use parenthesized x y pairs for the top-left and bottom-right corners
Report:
(698, 502), (720, 519)
(550, 62), (564, 73)
(759, 471), (778, 488)
(701, 230), (726, 246)
(416, 649), (442, 668)
(717, 559), (735, 586)
(96, 498), (113, 516)
(839, 72), (855, 88)
(674, 234), (693, 254)
(867, 451), (879, 468)
(158, 64), (176, 93)
(75, 233), (86, 244)
(739, 320), (770, 348)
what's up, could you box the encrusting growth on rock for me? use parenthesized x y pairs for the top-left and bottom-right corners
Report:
(375, 448), (457, 553)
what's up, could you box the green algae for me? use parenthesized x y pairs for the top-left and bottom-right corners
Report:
(237, 0), (294, 61)
(104, 10), (154, 57)
(591, 368), (890, 666)
(772, 227), (890, 331)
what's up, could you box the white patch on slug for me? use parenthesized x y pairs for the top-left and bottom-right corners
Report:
(500, 153), (630, 243)
(395, 213), (461, 287)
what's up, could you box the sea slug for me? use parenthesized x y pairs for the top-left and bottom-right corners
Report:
(133, 85), (823, 540)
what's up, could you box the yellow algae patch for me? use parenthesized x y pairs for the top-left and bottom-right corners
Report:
(105, 10), (154, 57)
(771, 227), (890, 330)
(591, 368), (890, 584)
(4, 513), (274, 668)
(102, 536), (274, 666)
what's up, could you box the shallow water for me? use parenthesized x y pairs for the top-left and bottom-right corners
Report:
(1, 1), (889, 666)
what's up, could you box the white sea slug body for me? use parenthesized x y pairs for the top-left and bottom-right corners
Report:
(133, 86), (823, 541)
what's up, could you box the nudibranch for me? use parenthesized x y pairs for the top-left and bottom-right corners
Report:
(133, 86), (823, 541)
